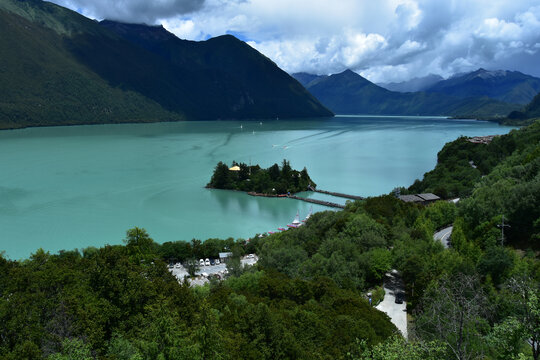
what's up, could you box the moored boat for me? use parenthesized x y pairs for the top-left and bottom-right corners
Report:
(302, 206), (313, 222)
(287, 211), (302, 228)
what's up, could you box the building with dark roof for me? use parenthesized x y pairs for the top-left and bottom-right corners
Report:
(398, 193), (440, 205)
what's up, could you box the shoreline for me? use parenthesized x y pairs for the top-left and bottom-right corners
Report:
(0, 115), (336, 132)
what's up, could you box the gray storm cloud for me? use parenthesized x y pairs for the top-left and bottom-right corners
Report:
(50, 0), (206, 23)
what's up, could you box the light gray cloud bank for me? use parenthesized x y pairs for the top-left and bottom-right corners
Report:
(50, 0), (205, 24)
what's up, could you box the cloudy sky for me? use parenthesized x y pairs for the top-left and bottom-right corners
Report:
(49, 0), (540, 83)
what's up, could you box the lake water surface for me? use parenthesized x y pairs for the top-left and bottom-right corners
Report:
(0, 116), (514, 259)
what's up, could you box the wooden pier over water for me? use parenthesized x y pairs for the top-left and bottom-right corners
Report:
(308, 187), (365, 201)
(245, 186), (363, 209)
(288, 195), (346, 209)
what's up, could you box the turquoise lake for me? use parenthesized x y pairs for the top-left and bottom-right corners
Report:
(0, 116), (514, 259)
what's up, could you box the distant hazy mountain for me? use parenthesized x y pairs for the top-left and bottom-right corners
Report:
(297, 69), (519, 117)
(378, 74), (443, 92)
(291, 72), (328, 88)
(525, 93), (540, 118)
(507, 91), (540, 121)
(0, 0), (331, 130)
(425, 68), (540, 104)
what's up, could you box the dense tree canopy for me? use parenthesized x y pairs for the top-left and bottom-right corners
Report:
(207, 159), (316, 194)
(0, 228), (395, 359)
(407, 120), (540, 200)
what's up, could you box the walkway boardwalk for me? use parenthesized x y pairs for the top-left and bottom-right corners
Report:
(307, 186), (364, 200)
(288, 195), (345, 209)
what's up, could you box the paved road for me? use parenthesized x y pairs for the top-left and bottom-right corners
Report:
(434, 226), (453, 248)
(376, 271), (407, 338)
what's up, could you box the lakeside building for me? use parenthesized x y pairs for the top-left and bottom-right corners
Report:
(219, 252), (233, 262)
(398, 193), (440, 205)
(467, 135), (498, 144)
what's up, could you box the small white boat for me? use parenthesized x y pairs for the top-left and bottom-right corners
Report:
(302, 206), (313, 222)
(287, 211), (302, 228)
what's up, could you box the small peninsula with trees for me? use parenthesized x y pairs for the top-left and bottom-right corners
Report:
(206, 159), (316, 195)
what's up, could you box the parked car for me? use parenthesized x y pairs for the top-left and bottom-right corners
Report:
(199, 259), (205, 266)
(210, 259), (215, 266)
(395, 292), (405, 304)
(215, 259), (220, 265)
(205, 258), (211, 266)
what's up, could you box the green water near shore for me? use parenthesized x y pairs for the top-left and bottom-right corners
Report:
(0, 116), (514, 259)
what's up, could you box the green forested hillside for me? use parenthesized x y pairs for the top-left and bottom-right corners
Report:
(0, 228), (395, 359)
(407, 120), (540, 247)
(0, 0), (332, 130)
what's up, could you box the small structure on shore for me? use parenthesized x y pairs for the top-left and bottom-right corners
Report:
(219, 252), (232, 262)
(399, 193), (440, 205)
(467, 135), (498, 144)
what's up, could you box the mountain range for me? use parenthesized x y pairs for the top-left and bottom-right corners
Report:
(378, 74), (444, 93)
(293, 70), (522, 117)
(424, 69), (540, 105)
(1, 0), (536, 129)
(377, 70), (540, 105)
(0, 0), (331, 130)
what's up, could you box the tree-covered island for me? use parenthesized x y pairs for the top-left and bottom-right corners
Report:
(206, 159), (316, 195)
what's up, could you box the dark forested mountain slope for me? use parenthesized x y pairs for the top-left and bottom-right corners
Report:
(297, 69), (518, 117)
(0, 0), (332, 129)
(524, 92), (540, 118)
(426, 68), (540, 104)
(95, 21), (332, 120)
(0, 0), (182, 129)
(291, 72), (328, 88)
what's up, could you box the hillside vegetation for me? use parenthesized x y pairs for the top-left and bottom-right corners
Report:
(0, 228), (395, 360)
(407, 120), (540, 247)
